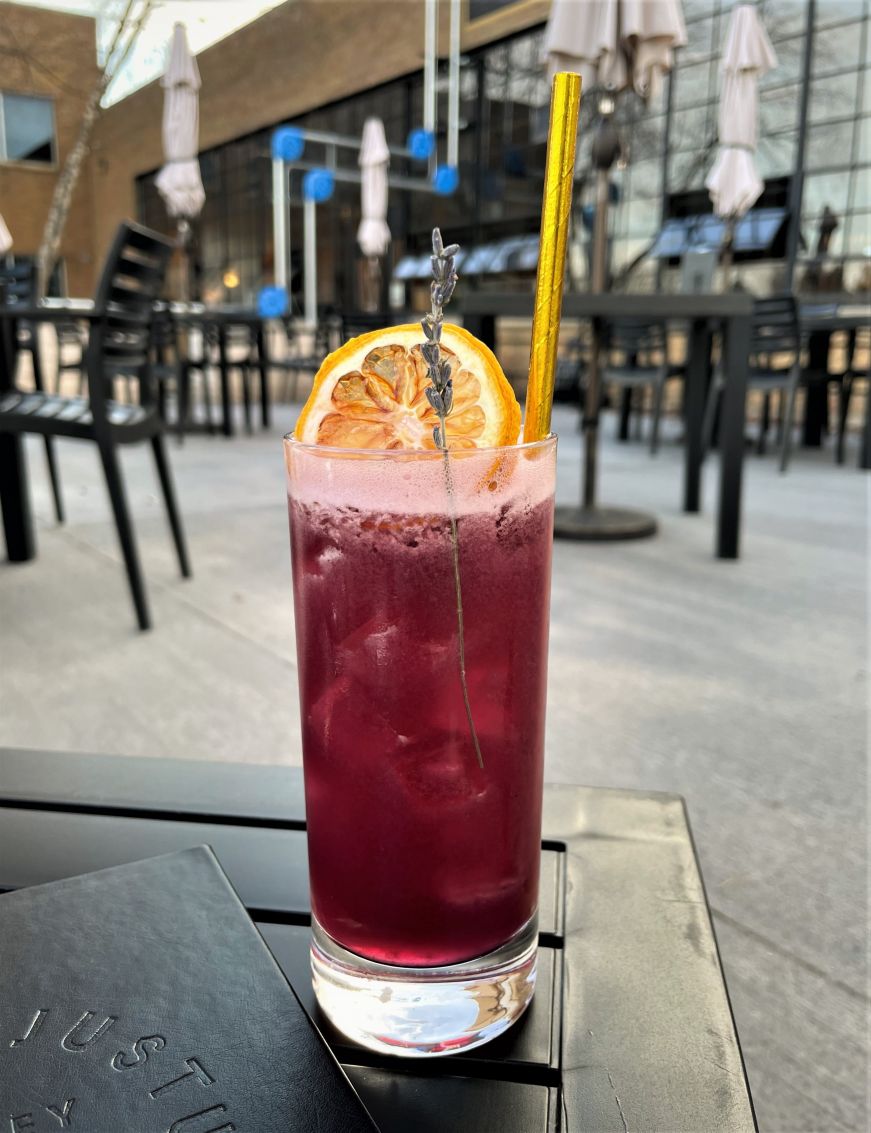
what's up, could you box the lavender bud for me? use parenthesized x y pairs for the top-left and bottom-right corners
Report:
(421, 316), (436, 341)
(426, 386), (444, 413)
(443, 243), (460, 257)
(422, 342), (440, 368)
(432, 227), (444, 256)
(432, 424), (442, 447)
(438, 359), (452, 383)
(443, 386), (453, 415)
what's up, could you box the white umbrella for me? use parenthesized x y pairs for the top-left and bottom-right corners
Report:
(357, 118), (391, 258)
(543, 0), (686, 100)
(155, 24), (205, 221)
(706, 5), (777, 220)
(0, 214), (12, 256)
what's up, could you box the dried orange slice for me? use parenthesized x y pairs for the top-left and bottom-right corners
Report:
(295, 323), (521, 450)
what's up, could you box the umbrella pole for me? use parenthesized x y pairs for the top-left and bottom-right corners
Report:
(177, 218), (192, 303)
(720, 217), (735, 289)
(554, 95), (657, 543)
(582, 162), (610, 508)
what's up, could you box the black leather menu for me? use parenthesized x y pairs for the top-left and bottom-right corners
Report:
(0, 846), (378, 1132)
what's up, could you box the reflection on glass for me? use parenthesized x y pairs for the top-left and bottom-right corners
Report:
(813, 22), (864, 73)
(2, 94), (55, 162)
(844, 212), (871, 254)
(814, 0), (864, 27)
(805, 120), (856, 169)
(759, 86), (800, 134)
(674, 60), (714, 108)
(756, 133), (798, 177)
(857, 118), (871, 162)
(809, 70), (862, 123)
(802, 171), (852, 215)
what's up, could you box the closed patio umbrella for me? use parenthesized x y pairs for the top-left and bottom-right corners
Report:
(706, 6), (777, 261)
(543, 0), (685, 542)
(155, 24), (205, 234)
(357, 117), (391, 310)
(357, 117), (391, 259)
(544, 0), (685, 99)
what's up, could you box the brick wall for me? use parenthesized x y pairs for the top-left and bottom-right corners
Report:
(0, 2), (99, 296)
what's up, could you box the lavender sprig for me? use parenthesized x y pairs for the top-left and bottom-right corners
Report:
(420, 228), (484, 770)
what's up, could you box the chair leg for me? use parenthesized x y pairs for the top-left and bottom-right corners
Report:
(176, 361), (189, 444)
(150, 433), (192, 579)
(199, 362), (215, 435)
(31, 338), (46, 393)
(650, 377), (665, 455)
(42, 437), (65, 523)
(96, 438), (151, 631)
(757, 392), (770, 456)
(779, 374), (800, 474)
(241, 364), (253, 435)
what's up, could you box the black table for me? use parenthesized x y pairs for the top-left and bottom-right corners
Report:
(461, 292), (753, 560)
(0, 748), (757, 1133)
(0, 302), (271, 564)
(799, 300), (871, 461)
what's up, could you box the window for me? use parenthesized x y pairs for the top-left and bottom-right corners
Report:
(0, 93), (56, 163)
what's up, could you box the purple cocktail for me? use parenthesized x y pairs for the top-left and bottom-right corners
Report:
(286, 436), (556, 1055)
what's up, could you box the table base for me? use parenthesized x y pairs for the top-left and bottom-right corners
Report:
(553, 504), (658, 541)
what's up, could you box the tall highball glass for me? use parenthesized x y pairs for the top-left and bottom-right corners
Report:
(285, 434), (557, 1056)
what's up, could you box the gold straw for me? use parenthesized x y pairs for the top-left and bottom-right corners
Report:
(523, 72), (582, 442)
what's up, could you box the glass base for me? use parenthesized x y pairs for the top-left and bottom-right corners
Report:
(310, 915), (538, 1058)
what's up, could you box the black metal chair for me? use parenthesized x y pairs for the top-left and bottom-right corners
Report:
(0, 221), (191, 630)
(703, 295), (802, 473)
(0, 261), (65, 521)
(601, 319), (671, 454)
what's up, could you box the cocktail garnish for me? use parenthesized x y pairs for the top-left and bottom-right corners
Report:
(420, 228), (484, 771)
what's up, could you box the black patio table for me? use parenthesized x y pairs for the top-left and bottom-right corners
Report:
(0, 300), (270, 564)
(460, 291), (754, 561)
(0, 747), (757, 1133)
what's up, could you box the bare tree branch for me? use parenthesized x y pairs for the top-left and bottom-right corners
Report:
(36, 0), (153, 296)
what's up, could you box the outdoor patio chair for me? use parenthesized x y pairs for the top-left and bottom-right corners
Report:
(702, 294), (801, 473)
(0, 220), (191, 631)
(601, 319), (670, 454)
(0, 261), (65, 522)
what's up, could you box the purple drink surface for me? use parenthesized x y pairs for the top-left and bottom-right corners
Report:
(289, 488), (553, 968)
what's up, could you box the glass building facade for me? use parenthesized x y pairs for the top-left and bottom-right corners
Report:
(138, 0), (870, 309)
